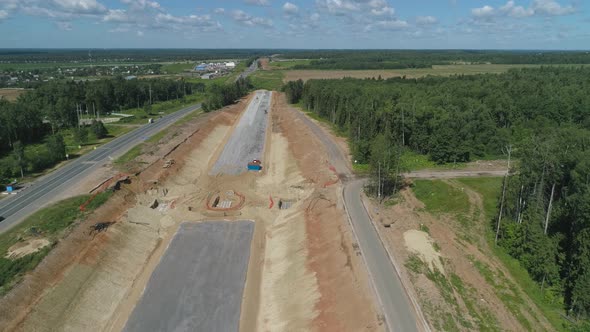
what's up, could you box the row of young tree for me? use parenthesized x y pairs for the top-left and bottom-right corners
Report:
(0, 77), (204, 150)
(202, 77), (252, 111)
(282, 50), (590, 70)
(290, 66), (590, 318)
(0, 77), (204, 184)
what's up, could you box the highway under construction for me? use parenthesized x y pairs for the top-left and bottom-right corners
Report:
(0, 90), (423, 332)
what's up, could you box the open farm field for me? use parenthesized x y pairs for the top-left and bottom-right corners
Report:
(283, 64), (588, 82)
(0, 88), (26, 101)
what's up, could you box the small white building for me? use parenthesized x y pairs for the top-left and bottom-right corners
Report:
(225, 62), (236, 69)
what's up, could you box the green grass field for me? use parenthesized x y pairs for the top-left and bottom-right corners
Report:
(456, 177), (502, 218)
(455, 176), (568, 331)
(412, 179), (470, 215)
(282, 63), (590, 82)
(250, 70), (285, 91)
(161, 62), (195, 74)
(269, 59), (312, 69)
(0, 192), (111, 295)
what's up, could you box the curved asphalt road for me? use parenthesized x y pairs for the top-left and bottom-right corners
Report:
(0, 103), (201, 233)
(289, 107), (423, 332)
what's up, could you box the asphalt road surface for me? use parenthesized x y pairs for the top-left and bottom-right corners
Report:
(0, 103), (201, 233)
(209, 90), (271, 176)
(290, 107), (421, 332)
(236, 58), (259, 81)
(344, 180), (419, 332)
(123, 221), (254, 332)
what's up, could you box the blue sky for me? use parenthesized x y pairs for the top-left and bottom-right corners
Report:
(0, 0), (588, 49)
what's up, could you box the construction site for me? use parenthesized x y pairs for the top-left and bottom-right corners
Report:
(0, 90), (383, 331)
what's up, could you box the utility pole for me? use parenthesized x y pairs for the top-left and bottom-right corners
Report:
(76, 104), (80, 128)
(401, 105), (405, 146)
(149, 84), (152, 105)
(377, 161), (381, 199)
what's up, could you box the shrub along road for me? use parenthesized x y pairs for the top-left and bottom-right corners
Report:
(0, 103), (201, 234)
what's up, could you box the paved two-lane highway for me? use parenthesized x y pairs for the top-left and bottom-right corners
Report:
(0, 103), (201, 233)
(289, 106), (425, 331)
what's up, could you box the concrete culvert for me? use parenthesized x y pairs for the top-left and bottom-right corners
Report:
(278, 199), (294, 210)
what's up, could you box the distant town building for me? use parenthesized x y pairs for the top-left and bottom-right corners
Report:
(195, 63), (208, 71)
(225, 62), (236, 69)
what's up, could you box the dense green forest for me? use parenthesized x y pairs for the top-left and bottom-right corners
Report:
(290, 67), (590, 318)
(0, 49), (268, 63)
(280, 50), (590, 70)
(203, 77), (252, 112)
(0, 77), (204, 183)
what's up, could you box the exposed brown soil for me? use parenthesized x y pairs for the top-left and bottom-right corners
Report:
(364, 181), (555, 331)
(5, 239), (50, 259)
(0, 88), (27, 101)
(0, 91), (382, 332)
(274, 93), (383, 331)
(259, 58), (271, 70)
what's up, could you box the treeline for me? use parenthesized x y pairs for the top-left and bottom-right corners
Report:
(290, 66), (590, 318)
(0, 49), (269, 63)
(203, 77), (252, 112)
(0, 77), (203, 183)
(281, 50), (590, 70)
(497, 128), (590, 318)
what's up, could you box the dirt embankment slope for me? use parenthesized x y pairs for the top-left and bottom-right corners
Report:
(364, 181), (554, 331)
(0, 100), (244, 332)
(0, 91), (383, 332)
(272, 93), (382, 331)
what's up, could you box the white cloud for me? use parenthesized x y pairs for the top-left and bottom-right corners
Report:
(500, 1), (534, 18)
(137, 30), (144, 37)
(231, 9), (273, 27)
(472, 1), (575, 21)
(0, 10), (8, 20)
(245, 0), (270, 6)
(283, 2), (299, 15)
(371, 6), (394, 16)
(367, 18), (409, 31)
(214, 8), (225, 14)
(416, 15), (437, 25)
(121, 0), (161, 11)
(532, 0), (575, 16)
(56, 21), (72, 30)
(51, 0), (108, 15)
(472, 5), (495, 18)
(103, 9), (130, 22)
(316, 0), (360, 15)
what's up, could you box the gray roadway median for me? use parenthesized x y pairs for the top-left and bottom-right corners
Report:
(123, 221), (254, 332)
(0, 103), (201, 233)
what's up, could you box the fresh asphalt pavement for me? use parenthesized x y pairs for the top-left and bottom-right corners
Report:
(0, 103), (201, 234)
(290, 107), (421, 332)
(209, 90), (271, 176)
(344, 180), (419, 332)
(123, 221), (254, 332)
